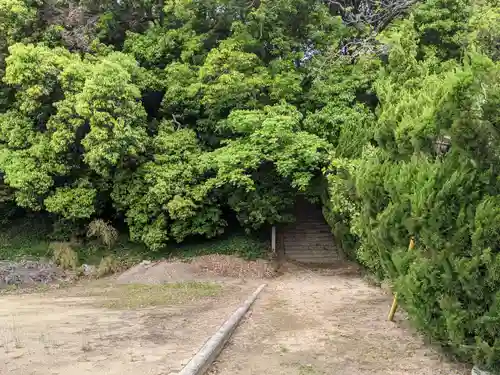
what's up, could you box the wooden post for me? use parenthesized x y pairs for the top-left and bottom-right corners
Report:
(387, 293), (399, 322)
(271, 225), (276, 253)
(388, 237), (415, 322)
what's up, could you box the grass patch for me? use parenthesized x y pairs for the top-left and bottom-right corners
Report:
(167, 232), (268, 260)
(88, 281), (223, 309)
(0, 217), (147, 265)
(0, 217), (267, 273)
(298, 364), (323, 375)
(0, 217), (52, 260)
(71, 232), (267, 268)
(0, 281), (74, 296)
(74, 236), (148, 266)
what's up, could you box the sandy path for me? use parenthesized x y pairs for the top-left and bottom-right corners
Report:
(0, 281), (256, 375)
(209, 268), (470, 375)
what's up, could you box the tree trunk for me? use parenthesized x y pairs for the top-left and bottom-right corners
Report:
(159, 0), (165, 26)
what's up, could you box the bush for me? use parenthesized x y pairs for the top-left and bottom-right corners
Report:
(96, 255), (122, 278)
(87, 219), (118, 249)
(328, 30), (500, 371)
(50, 242), (78, 270)
(50, 219), (86, 242)
(353, 158), (500, 373)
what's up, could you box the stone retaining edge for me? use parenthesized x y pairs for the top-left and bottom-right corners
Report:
(178, 283), (267, 375)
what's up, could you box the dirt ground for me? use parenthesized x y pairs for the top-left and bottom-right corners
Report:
(209, 265), (471, 375)
(0, 257), (471, 375)
(0, 278), (257, 375)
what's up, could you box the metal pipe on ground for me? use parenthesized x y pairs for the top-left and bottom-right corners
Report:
(178, 283), (267, 375)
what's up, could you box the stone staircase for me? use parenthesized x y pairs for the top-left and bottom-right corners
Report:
(281, 198), (341, 265)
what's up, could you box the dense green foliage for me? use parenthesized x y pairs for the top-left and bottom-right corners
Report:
(1, 0), (500, 371)
(326, 1), (500, 371)
(0, 0), (352, 245)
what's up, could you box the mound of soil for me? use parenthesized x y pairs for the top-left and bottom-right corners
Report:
(116, 255), (274, 285)
(0, 260), (67, 288)
(116, 260), (196, 285)
(191, 255), (271, 278)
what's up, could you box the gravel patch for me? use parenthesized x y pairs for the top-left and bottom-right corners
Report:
(0, 260), (68, 288)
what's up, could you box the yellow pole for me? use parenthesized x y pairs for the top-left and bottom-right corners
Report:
(388, 237), (415, 322)
(387, 292), (398, 321)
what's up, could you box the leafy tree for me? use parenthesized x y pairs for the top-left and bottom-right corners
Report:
(203, 103), (332, 227)
(112, 122), (223, 250)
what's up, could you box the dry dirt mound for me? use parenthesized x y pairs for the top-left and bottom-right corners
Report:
(191, 255), (271, 278)
(116, 255), (274, 284)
